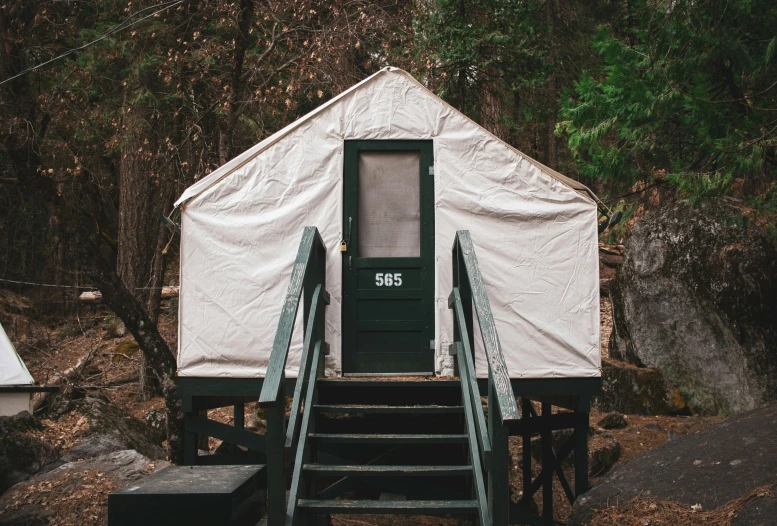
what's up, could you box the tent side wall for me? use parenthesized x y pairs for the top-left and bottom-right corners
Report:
(177, 70), (600, 380)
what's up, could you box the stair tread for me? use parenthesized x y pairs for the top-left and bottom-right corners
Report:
(314, 404), (463, 413)
(308, 433), (468, 443)
(298, 499), (478, 511)
(303, 464), (472, 475)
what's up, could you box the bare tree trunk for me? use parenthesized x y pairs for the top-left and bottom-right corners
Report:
(545, 0), (558, 169)
(219, 0), (255, 165)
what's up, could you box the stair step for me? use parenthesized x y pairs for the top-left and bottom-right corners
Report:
(303, 464), (471, 476)
(308, 433), (468, 444)
(317, 379), (460, 388)
(297, 499), (478, 514)
(314, 404), (463, 414)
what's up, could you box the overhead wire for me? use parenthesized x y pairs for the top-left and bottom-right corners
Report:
(0, 0), (186, 87)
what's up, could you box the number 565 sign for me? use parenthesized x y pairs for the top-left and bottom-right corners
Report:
(375, 273), (402, 287)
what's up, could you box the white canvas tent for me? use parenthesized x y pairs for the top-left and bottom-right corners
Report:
(174, 66), (601, 380)
(0, 322), (36, 416)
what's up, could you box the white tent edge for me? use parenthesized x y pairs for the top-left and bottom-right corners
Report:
(0, 322), (35, 387)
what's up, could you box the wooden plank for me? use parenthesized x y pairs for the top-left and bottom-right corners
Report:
(488, 378), (510, 526)
(452, 291), (492, 468)
(458, 361), (491, 526)
(297, 499), (478, 514)
(265, 380), (286, 526)
(508, 411), (579, 436)
(455, 230), (520, 423)
(303, 465), (472, 476)
(286, 341), (322, 526)
(574, 410), (589, 498)
(541, 402), (553, 519)
(186, 414), (266, 453)
(521, 398), (533, 505)
(313, 405), (463, 414)
(311, 434), (469, 446)
(286, 286), (323, 448)
(259, 227), (316, 407)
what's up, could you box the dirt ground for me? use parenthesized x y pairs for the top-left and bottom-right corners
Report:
(2, 293), (724, 525)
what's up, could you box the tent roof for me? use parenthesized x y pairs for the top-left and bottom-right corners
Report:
(0, 322), (35, 386)
(174, 67), (598, 208)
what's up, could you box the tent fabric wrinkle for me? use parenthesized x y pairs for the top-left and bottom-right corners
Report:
(176, 67), (601, 380)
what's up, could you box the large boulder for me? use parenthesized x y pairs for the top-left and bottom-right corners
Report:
(568, 403), (777, 525)
(0, 412), (52, 495)
(609, 201), (777, 415)
(0, 449), (168, 526)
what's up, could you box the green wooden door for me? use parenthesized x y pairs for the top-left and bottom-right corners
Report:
(341, 140), (435, 374)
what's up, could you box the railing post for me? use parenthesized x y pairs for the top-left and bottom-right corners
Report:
(266, 375), (286, 526)
(488, 377), (509, 526)
(453, 234), (475, 362)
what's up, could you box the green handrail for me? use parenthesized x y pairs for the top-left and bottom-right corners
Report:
(259, 226), (328, 526)
(450, 230), (520, 423)
(259, 227), (327, 407)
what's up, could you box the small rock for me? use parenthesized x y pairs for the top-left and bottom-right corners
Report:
(645, 423), (661, 431)
(0, 412), (51, 495)
(597, 412), (628, 430)
(590, 436), (621, 477)
(104, 318), (127, 339)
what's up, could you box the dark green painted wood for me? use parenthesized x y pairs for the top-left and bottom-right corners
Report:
(541, 402), (554, 519)
(303, 465), (472, 476)
(308, 433), (467, 444)
(452, 231), (519, 423)
(505, 378), (601, 397)
(313, 405), (463, 414)
(451, 292), (492, 467)
(259, 227), (326, 406)
(286, 341), (323, 526)
(574, 411), (589, 498)
(265, 380), (286, 526)
(183, 413), (198, 466)
(234, 404), (245, 430)
(178, 378), (295, 400)
(297, 499), (478, 514)
(342, 140), (435, 374)
(521, 398), (533, 508)
(488, 378), (510, 526)
(317, 379), (459, 388)
(286, 285), (324, 448)
(456, 346), (491, 526)
(508, 411), (579, 435)
(186, 414), (266, 453)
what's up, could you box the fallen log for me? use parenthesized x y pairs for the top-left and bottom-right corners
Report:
(79, 285), (179, 303)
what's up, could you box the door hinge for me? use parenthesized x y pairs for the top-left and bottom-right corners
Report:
(429, 339), (436, 350)
(428, 166), (435, 176)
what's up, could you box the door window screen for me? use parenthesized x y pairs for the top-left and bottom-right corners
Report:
(358, 151), (421, 258)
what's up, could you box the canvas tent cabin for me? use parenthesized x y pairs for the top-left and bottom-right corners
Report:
(170, 66), (602, 524)
(174, 66), (601, 381)
(0, 322), (36, 416)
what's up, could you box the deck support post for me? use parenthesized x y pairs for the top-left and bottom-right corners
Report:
(266, 378), (287, 526)
(234, 403), (245, 430)
(520, 398), (532, 508)
(184, 412), (198, 466)
(574, 405), (589, 498)
(541, 401), (553, 520)
(488, 379), (509, 526)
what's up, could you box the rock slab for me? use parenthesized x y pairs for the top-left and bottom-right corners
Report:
(609, 202), (777, 415)
(568, 402), (777, 525)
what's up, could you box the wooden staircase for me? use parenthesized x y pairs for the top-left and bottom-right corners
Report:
(291, 378), (485, 521)
(250, 227), (594, 526)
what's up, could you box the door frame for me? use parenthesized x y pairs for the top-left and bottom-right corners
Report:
(341, 139), (435, 375)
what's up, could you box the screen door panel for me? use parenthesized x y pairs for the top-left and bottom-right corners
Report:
(358, 151), (421, 258)
(342, 140), (435, 375)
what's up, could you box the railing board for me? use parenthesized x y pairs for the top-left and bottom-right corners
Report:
(454, 230), (520, 423)
(259, 227), (318, 406)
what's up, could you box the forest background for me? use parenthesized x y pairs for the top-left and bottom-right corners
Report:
(1, 0), (775, 459)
